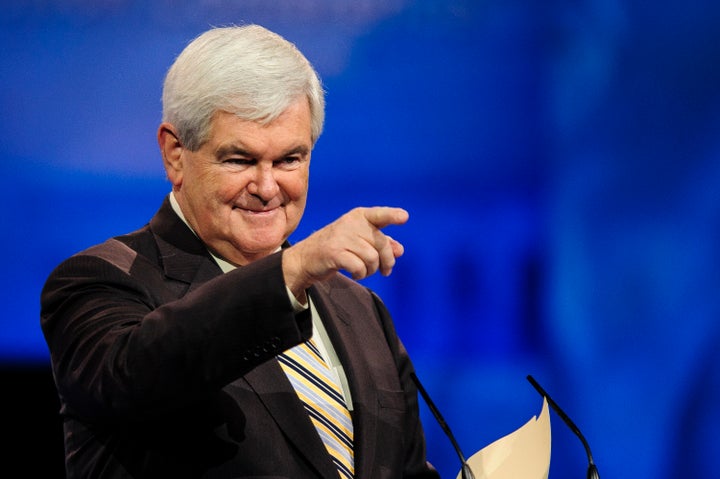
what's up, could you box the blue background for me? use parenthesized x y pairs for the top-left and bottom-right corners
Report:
(3, 1), (720, 477)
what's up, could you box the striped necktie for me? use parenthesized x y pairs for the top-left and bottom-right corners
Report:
(278, 338), (354, 478)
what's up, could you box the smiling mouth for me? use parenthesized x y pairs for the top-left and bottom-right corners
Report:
(234, 205), (281, 215)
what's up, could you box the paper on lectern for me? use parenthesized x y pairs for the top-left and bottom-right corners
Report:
(456, 398), (551, 479)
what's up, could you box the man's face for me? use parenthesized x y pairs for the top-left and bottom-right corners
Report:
(168, 98), (312, 266)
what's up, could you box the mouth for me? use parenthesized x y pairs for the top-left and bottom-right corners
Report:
(233, 205), (282, 216)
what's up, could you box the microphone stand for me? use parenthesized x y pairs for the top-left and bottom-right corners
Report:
(527, 375), (600, 479)
(410, 372), (475, 479)
(413, 372), (598, 479)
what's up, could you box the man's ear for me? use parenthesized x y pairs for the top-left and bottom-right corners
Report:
(158, 122), (184, 186)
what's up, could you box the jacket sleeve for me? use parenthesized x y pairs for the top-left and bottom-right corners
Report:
(40, 246), (311, 422)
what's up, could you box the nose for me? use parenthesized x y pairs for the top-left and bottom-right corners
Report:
(247, 164), (280, 202)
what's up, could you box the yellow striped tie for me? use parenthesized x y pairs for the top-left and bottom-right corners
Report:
(278, 339), (354, 478)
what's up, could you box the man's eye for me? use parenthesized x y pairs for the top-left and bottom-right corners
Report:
(225, 158), (253, 166)
(276, 157), (300, 166)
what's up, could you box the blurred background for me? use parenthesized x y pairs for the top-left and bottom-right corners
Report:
(2, 0), (720, 477)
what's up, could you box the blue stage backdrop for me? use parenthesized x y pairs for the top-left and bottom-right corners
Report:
(2, 1), (720, 478)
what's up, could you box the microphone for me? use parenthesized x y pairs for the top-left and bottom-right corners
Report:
(526, 375), (599, 479)
(410, 372), (475, 479)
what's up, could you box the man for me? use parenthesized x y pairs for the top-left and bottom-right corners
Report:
(41, 24), (440, 478)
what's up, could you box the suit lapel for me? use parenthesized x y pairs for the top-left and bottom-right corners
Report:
(149, 197), (223, 289)
(244, 360), (340, 479)
(158, 236), (222, 292)
(308, 281), (380, 479)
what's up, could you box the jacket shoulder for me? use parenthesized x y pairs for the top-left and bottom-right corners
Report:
(76, 225), (158, 274)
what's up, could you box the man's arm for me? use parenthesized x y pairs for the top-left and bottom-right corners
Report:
(41, 249), (310, 421)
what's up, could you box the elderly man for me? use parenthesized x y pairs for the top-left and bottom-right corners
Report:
(41, 24), (439, 479)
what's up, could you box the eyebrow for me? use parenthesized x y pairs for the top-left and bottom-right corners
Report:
(214, 144), (310, 160)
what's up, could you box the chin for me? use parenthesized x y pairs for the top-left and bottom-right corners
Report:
(239, 237), (285, 255)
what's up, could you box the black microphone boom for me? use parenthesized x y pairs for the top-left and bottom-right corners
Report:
(526, 375), (600, 479)
(410, 372), (475, 479)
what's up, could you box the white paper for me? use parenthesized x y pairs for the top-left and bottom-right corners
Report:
(457, 398), (551, 479)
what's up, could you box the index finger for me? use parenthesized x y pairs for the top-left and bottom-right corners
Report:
(362, 207), (409, 229)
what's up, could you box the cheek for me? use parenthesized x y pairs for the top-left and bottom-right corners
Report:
(214, 175), (250, 203)
(286, 177), (309, 229)
(285, 170), (310, 200)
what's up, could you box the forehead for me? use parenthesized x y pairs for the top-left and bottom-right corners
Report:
(207, 99), (313, 147)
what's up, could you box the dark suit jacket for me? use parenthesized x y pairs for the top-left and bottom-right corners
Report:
(40, 197), (439, 479)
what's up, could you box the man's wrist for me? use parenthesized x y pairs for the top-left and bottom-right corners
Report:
(282, 249), (309, 305)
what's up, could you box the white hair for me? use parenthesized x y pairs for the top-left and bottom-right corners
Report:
(162, 24), (325, 151)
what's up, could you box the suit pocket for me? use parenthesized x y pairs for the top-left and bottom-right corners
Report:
(377, 389), (406, 410)
(378, 389), (405, 411)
